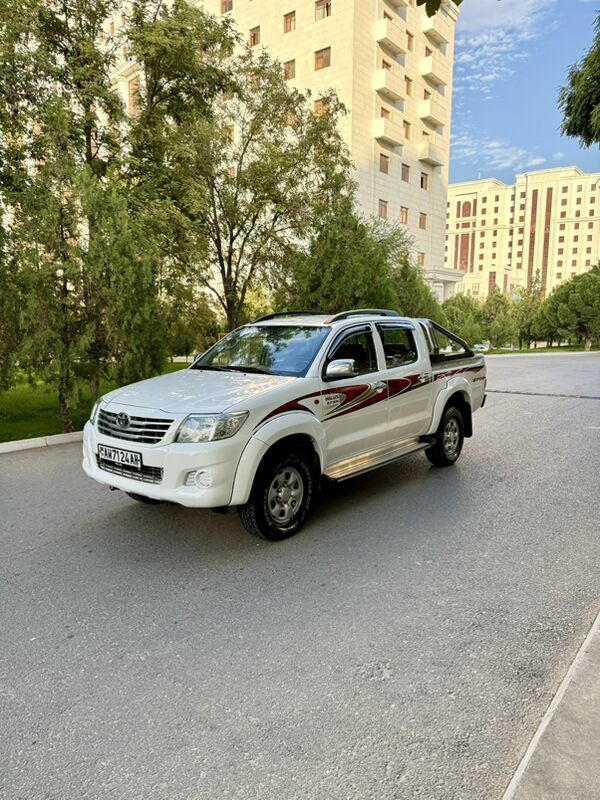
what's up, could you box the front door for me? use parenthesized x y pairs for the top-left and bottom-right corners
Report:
(317, 326), (390, 467)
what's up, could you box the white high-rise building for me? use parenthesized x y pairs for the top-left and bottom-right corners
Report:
(107, 0), (461, 300)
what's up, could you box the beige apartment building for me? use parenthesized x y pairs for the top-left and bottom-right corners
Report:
(106, 0), (461, 300)
(445, 166), (600, 300)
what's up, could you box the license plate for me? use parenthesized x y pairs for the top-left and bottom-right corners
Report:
(98, 445), (142, 470)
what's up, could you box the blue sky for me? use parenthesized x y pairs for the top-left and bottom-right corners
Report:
(450, 0), (600, 184)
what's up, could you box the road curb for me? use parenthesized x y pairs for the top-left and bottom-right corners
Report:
(502, 607), (600, 799)
(0, 430), (83, 455)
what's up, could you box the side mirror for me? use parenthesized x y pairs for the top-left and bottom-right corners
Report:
(325, 358), (358, 380)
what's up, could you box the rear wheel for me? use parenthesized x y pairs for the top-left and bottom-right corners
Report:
(125, 492), (164, 505)
(425, 406), (464, 467)
(239, 449), (316, 541)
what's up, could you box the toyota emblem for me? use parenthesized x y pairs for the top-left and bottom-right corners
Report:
(117, 412), (130, 429)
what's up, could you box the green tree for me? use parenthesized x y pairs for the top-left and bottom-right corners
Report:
(166, 292), (220, 360)
(482, 287), (517, 348)
(512, 271), (543, 349)
(559, 13), (600, 147)
(442, 292), (484, 343)
(140, 44), (353, 330)
(546, 265), (600, 350)
(274, 194), (398, 313)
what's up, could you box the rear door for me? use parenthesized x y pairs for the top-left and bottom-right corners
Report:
(376, 322), (435, 441)
(317, 325), (390, 466)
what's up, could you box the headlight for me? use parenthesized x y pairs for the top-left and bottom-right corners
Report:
(175, 411), (249, 443)
(90, 398), (105, 424)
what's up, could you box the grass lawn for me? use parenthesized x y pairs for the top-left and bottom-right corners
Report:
(486, 345), (597, 355)
(0, 362), (187, 444)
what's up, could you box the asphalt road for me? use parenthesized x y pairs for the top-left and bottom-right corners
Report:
(1, 354), (599, 800)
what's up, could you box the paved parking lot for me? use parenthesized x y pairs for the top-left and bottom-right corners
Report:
(1, 353), (599, 800)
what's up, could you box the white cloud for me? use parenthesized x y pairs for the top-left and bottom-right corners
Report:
(452, 131), (547, 175)
(553, 151), (565, 160)
(454, 0), (558, 98)
(457, 0), (557, 35)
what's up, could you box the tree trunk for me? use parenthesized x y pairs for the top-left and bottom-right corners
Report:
(89, 373), (100, 398)
(58, 380), (74, 433)
(585, 336), (592, 352)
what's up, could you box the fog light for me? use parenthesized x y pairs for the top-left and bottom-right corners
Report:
(183, 470), (213, 488)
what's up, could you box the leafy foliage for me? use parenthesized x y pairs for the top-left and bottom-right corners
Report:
(546, 263), (600, 350)
(559, 13), (600, 147)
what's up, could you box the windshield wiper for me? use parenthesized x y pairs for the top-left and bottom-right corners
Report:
(191, 364), (236, 372)
(226, 365), (273, 375)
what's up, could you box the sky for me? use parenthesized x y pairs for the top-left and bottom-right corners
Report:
(450, 0), (600, 184)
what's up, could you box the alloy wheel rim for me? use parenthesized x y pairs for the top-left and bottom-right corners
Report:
(443, 418), (460, 456)
(267, 467), (304, 525)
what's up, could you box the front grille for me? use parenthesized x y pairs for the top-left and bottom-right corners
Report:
(97, 409), (174, 444)
(96, 455), (163, 484)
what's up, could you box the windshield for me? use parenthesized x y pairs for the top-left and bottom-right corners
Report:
(192, 325), (331, 377)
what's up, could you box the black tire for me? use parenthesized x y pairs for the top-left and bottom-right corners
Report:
(125, 492), (164, 505)
(425, 406), (464, 467)
(239, 449), (317, 541)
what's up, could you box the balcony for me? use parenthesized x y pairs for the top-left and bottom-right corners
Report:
(418, 139), (444, 167)
(373, 117), (403, 147)
(374, 18), (406, 55)
(373, 68), (403, 102)
(421, 11), (452, 45)
(386, 0), (408, 6)
(419, 98), (446, 128)
(420, 52), (450, 86)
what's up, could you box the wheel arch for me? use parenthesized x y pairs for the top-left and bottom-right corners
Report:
(444, 390), (473, 437)
(230, 413), (325, 506)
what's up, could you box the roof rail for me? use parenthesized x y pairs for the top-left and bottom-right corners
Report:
(253, 311), (328, 323)
(326, 308), (400, 323)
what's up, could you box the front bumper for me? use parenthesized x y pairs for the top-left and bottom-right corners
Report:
(82, 421), (246, 507)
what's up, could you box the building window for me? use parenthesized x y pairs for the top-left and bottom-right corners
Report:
(283, 59), (295, 80)
(313, 98), (329, 116)
(407, 31), (414, 52)
(405, 76), (413, 97)
(403, 120), (411, 140)
(425, 46), (432, 57)
(558, 236), (564, 242)
(249, 26), (260, 46)
(378, 199), (388, 219)
(314, 47), (331, 70)
(283, 11), (296, 32)
(382, 59), (392, 70)
(560, 212), (566, 218)
(420, 172), (429, 190)
(560, 223), (565, 230)
(417, 252), (425, 267)
(423, 88), (431, 100)
(315, 0), (332, 20)
(400, 206), (408, 224)
(380, 106), (391, 119)
(562, 186), (568, 193)
(556, 272), (562, 279)
(379, 153), (390, 174)
(402, 163), (410, 182)
(127, 76), (140, 117)
(419, 212), (427, 230)
(221, 0), (233, 12)
(576, 197), (582, 205)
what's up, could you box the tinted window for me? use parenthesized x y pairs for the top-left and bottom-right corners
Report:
(194, 325), (330, 377)
(378, 326), (417, 368)
(430, 324), (469, 359)
(328, 330), (377, 375)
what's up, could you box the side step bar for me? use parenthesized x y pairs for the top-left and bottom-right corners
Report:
(325, 438), (429, 482)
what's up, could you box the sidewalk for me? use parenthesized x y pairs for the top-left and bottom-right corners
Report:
(503, 611), (600, 799)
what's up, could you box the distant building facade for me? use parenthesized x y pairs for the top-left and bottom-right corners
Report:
(445, 166), (600, 299)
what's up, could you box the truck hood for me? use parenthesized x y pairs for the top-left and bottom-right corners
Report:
(106, 368), (298, 414)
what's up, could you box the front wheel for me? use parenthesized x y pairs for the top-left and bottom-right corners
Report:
(425, 406), (464, 467)
(239, 450), (316, 541)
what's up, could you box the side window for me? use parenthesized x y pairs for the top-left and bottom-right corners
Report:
(328, 330), (377, 375)
(419, 322), (436, 355)
(378, 326), (417, 368)
(430, 323), (469, 359)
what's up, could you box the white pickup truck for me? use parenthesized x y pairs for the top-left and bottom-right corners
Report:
(83, 309), (486, 540)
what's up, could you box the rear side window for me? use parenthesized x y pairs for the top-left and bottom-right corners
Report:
(328, 330), (377, 375)
(429, 323), (470, 361)
(377, 326), (417, 368)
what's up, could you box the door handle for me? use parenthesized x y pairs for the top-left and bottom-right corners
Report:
(418, 373), (431, 383)
(374, 381), (387, 394)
